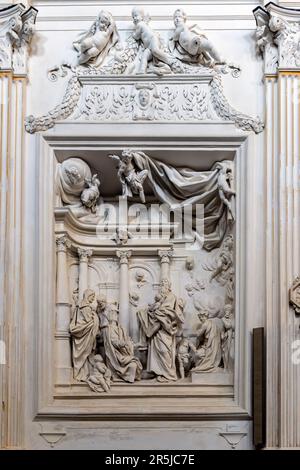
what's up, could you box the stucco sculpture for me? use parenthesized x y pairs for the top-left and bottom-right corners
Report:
(137, 280), (184, 382)
(191, 310), (223, 373)
(109, 150), (149, 203)
(73, 10), (119, 67)
(97, 297), (143, 383)
(131, 7), (178, 75)
(69, 289), (99, 381)
(170, 9), (224, 66)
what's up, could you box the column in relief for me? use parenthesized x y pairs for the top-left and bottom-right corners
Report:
(158, 250), (173, 281)
(77, 248), (93, 300)
(0, 4), (37, 448)
(55, 235), (72, 383)
(254, 3), (300, 448)
(116, 250), (132, 331)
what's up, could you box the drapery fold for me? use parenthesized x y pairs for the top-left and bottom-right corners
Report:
(131, 151), (234, 251)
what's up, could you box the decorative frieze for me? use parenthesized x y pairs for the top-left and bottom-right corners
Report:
(24, 6), (263, 134)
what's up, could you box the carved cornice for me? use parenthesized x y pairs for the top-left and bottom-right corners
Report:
(0, 4), (37, 75)
(254, 3), (300, 74)
(25, 72), (264, 134)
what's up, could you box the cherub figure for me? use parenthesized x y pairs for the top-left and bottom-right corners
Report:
(80, 174), (100, 213)
(73, 10), (119, 67)
(87, 354), (112, 393)
(217, 165), (235, 220)
(177, 337), (192, 379)
(210, 249), (232, 284)
(135, 271), (147, 289)
(170, 9), (224, 66)
(109, 149), (148, 203)
(111, 227), (133, 245)
(131, 7), (175, 74)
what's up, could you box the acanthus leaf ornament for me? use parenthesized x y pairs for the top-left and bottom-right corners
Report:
(254, 7), (279, 75)
(0, 4), (37, 74)
(24, 8), (264, 134)
(254, 3), (300, 73)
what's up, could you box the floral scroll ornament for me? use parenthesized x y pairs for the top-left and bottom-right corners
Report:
(289, 276), (300, 316)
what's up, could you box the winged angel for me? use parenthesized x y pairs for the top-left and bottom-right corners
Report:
(109, 150), (149, 203)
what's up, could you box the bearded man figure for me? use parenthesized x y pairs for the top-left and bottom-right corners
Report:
(137, 279), (184, 382)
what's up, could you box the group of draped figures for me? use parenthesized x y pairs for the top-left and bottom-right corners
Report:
(69, 278), (234, 392)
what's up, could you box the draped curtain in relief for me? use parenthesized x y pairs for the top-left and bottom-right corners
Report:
(131, 152), (234, 251)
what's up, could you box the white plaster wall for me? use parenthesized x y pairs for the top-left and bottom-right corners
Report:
(17, 0), (266, 449)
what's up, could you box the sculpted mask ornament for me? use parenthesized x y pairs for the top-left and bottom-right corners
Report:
(138, 88), (151, 107)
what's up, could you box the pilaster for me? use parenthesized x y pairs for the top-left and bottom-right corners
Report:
(0, 3), (37, 449)
(116, 250), (132, 331)
(254, 2), (300, 449)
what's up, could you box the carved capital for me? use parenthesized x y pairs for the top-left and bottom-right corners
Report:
(254, 4), (300, 73)
(56, 235), (71, 253)
(289, 276), (300, 316)
(116, 250), (132, 265)
(254, 7), (278, 75)
(0, 5), (37, 74)
(158, 249), (173, 264)
(77, 247), (93, 262)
